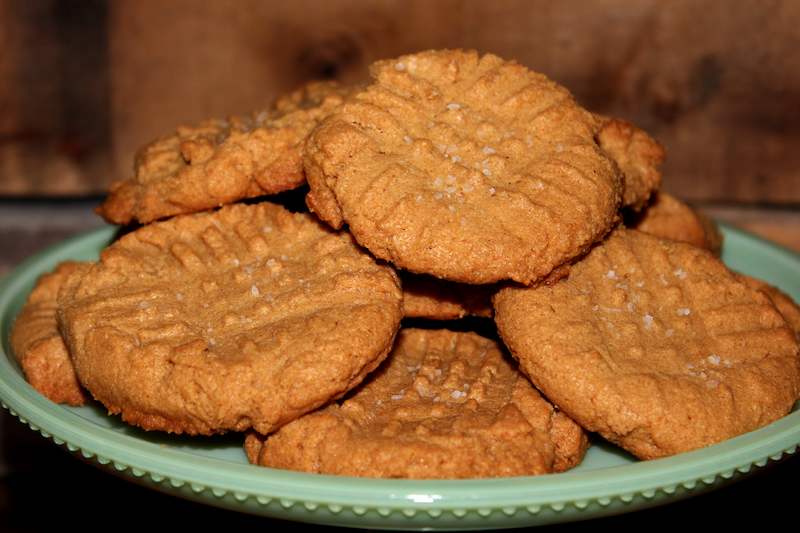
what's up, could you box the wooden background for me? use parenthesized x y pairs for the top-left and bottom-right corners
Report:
(2, 0), (800, 207)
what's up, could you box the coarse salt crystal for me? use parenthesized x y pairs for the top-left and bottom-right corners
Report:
(251, 285), (259, 296)
(446, 103), (461, 110)
(708, 355), (721, 365)
(643, 314), (654, 329)
(396, 62), (405, 70)
(677, 308), (691, 316)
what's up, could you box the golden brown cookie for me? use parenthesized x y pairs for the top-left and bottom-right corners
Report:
(736, 273), (800, 341)
(625, 192), (723, 256)
(304, 49), (623, 285)
(594, 115), (665, 211)
(244, 328), (589, 478)
(400, 271), (495, 320)
(493, 227), (800, 460)
(9, 261), (91, 406)
(58, 201), (404, 435)
(96, 81), (356, 225)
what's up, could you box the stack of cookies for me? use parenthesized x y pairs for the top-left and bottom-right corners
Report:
(10, 49), (800, 477)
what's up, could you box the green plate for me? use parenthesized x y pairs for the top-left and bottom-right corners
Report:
(0, 223), (799, 530)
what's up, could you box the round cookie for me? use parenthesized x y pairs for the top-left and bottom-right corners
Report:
(57, 201), (404, 435)
(493, 226), (800, 460)
(244, 328), (589, 478)
(9, 261), (91, 406)
(96, 81), (356, 225)
(304, 49), (623, 285)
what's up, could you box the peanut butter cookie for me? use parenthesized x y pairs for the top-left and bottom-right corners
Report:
(494, 227), (800, 460)
(400, 271), (495, 320)
(58, 201), (404, 435)
(625, 192), (723, 256)
(304, 49), (623, 285)
(9, 261), (91, 406)
(96, 81), (356, 225)
(594, 115), (665, 211)
(245, 328), (589, 478)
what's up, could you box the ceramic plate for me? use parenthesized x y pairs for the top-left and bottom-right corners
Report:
(0, 223), (798, 530)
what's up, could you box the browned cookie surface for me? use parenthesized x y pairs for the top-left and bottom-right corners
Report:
(493, 227), (800, 460)
(736, 273), (800, 341)
(96, 81), (356, 225)
(304, 49), (623, 285)
(9, 261), (91, 406)
(400, 271), (495, 320)
(594, 115), (665, 211)
(625, 192), (723, 256)
(58, 202), (404, 435)
(245, 328), (589, 478)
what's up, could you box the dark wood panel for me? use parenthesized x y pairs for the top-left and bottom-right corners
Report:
(2, 0), (800, 205)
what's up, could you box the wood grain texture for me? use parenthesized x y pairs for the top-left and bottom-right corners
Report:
(1, 0), (799, 205)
